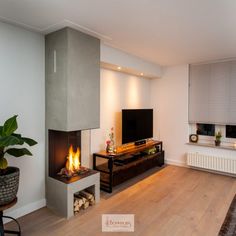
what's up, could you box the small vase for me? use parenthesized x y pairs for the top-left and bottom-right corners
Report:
(215, 140), (221, 146)
(106, 140), (115, 153)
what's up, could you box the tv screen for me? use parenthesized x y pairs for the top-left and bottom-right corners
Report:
(122, 109), (153, 144)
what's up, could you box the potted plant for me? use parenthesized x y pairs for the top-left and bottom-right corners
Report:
(215, 131), (222, 146)
(0, 115), (37, 205)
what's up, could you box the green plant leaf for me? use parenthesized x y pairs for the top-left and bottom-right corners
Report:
(0, 157), (8, 169)
(12, 134), (37, 146)
(22, 137), (37, 146)
(0, 126), (3, 136)
(12, 133), (24, 145)
(0, 136), (20, 147)
(2, 115), (18, 136)
(5, 148), (32, 157)
(12, 133), (22, 138)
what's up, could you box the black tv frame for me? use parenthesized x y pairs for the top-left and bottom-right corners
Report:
(122, 109), (153, 145)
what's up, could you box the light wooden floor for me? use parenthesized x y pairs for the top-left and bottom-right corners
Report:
(5, 165), (236, 236)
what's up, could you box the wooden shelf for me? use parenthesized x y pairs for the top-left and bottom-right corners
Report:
(96, 153), (160, 173)
(187, 142), (236, 151)
(95, 140), (162, 158)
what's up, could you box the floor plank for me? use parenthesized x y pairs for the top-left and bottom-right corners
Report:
(5, 165), (236, 236)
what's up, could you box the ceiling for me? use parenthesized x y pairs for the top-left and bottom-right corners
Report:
(0, 0), (236, 66)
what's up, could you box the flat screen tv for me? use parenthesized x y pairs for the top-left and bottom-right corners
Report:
(122, 109), (153, 144)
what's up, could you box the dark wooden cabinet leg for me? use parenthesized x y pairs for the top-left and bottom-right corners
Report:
(108, 158), (113, 193)
(0, 211), (4, 236)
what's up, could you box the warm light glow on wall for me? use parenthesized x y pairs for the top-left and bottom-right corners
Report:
(91, 69), (151, 152)
(103, 71), (120, 109)
(127, 77), (140, 107)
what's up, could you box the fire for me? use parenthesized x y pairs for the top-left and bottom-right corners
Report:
(66, 145), (81, 174)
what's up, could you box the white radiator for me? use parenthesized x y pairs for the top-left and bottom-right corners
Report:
(187, 153), (236, 174)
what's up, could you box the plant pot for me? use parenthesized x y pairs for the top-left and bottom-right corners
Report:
(0, 167), (19, 205)
(215, 140), (221, 146)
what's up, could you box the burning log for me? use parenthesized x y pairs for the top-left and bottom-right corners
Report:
(57, 145), (81, 178)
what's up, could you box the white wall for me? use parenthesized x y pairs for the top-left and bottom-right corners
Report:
(151, 65), (189, 165)
(0, 22), (45, 218)
(151, 64), (236, 166)
(91, 69), (151, 155)
(101, 43), (162, 79)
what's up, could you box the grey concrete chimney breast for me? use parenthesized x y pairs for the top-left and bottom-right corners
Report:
(46, 27), (100, 131)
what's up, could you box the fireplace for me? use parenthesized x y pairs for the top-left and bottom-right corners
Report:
(45, 27), (101, 219)
(47, 129), (100, 218)
(48, 130), (92, 184)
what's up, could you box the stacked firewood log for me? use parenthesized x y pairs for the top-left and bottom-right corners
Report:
(74, 190), (95, 214)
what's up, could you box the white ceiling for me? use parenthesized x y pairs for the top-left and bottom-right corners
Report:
(0, 0), (236, 66)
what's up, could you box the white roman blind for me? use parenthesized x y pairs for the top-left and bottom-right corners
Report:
(189, 60), (236, 124)
(229, 61), (236, 124)
(189, 64), (210, 123)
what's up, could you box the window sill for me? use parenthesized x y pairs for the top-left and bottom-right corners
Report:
(187, 142), (236, 151)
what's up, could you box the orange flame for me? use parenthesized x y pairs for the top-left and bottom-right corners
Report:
(66, 145), (81, 173)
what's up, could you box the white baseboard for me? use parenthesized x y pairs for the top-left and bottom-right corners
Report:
(165, 158), (187, 167)
(188, 166), (236, 177)
(3, 198), (46, 224)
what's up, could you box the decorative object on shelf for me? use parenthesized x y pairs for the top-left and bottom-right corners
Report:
(189, 134), (198, 143)
(106, 127), (116, 153)
(215, 131), (222, 146)
(143, 147), (157, 155)
(0, 115), (37, 205)
(106, 140), (112, 153)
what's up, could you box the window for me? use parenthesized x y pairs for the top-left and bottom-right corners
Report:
(196, 123), (215, 136)
(226, 125), (236, 138)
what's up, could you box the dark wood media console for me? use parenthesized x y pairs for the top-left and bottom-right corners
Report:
(93, 140), (165, 193)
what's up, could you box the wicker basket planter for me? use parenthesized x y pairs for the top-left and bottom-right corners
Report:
(0, 167), (19, 206)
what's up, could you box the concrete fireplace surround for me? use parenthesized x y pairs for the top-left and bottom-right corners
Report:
(45, 27), (101, 218)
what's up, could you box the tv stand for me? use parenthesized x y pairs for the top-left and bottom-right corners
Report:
(93, 140), (164, 193)
(134, 139), (146, 146)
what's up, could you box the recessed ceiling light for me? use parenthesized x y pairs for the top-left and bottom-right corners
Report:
(117, 66), (121, 70)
